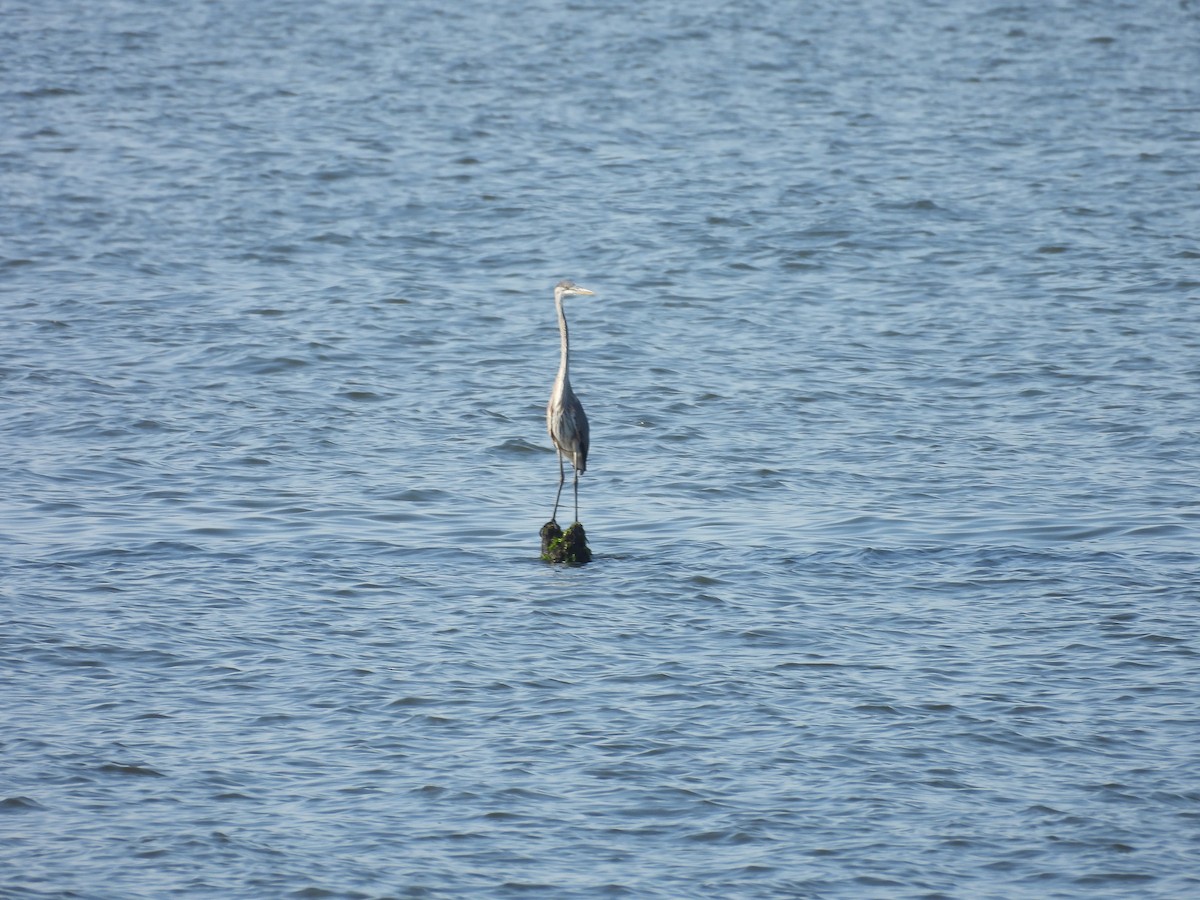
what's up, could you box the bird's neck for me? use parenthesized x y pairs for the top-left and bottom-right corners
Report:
(555, 291), (571, 389)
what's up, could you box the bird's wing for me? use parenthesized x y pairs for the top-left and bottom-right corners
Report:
(576, 399), (589, 473)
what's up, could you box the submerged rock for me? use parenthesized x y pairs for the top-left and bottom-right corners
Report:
(540, 521), (592, 565)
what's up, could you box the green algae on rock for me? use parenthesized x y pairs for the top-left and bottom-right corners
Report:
(540, 521), (592, 565)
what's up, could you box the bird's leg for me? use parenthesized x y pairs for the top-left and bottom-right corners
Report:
(573, 468), (580, 524)
(551, 452), (566, 522)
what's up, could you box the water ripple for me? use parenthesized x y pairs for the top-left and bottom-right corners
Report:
(2, 0), (1199, 896)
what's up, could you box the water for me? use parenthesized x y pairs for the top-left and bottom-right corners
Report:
(3, 0), (1199, 896)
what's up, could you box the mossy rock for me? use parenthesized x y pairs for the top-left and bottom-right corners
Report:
(540, 521), (592, 565)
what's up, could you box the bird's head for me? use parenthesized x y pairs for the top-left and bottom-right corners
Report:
(555, 280), (595, 299)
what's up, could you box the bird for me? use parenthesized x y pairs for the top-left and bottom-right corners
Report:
(546, 279), (595, 524)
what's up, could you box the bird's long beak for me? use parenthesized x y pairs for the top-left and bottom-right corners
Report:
(576, 286), (596, 296)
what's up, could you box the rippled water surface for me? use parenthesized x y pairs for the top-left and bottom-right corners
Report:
(4, 0), (1200, 896)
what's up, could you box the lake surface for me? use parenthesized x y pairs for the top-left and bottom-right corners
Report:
(3, 0), (1199, 896)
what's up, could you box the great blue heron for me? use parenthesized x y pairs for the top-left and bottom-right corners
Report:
(547, 279), (595, 524)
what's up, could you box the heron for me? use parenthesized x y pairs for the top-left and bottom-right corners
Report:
(546, 279), (595, 524)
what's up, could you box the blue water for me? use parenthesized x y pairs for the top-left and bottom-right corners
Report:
(3, 0), (1200, 896)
